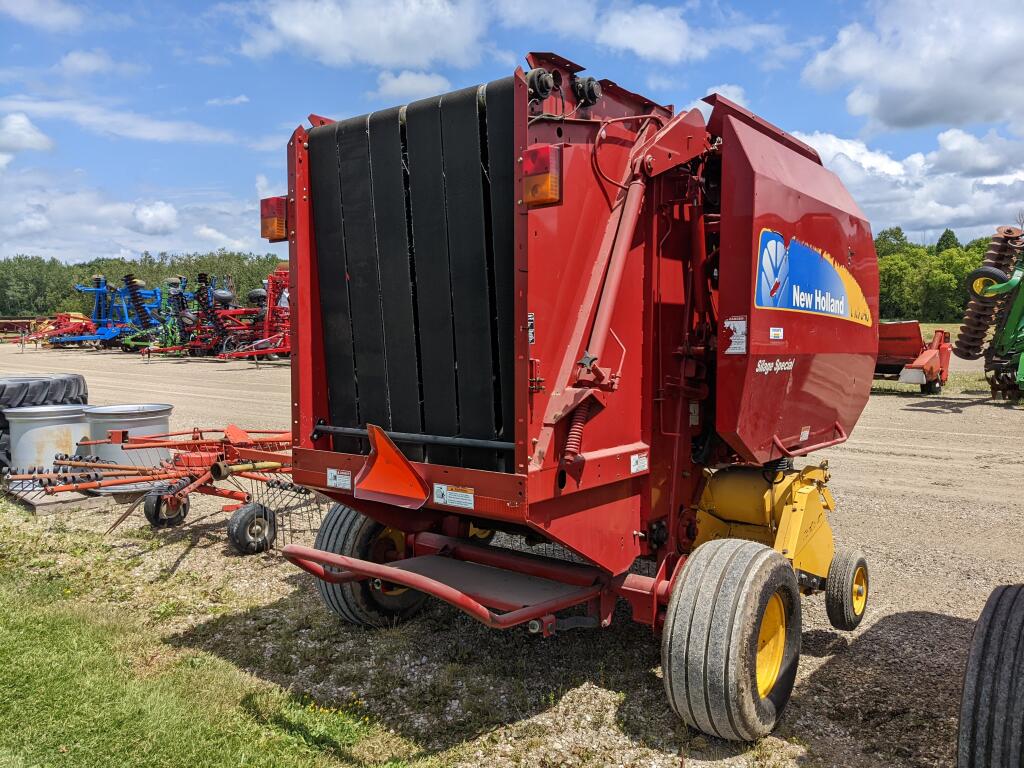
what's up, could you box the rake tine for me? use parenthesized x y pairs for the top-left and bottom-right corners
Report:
(104, 492), (148, 536)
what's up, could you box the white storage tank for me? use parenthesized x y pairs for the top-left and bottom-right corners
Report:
(82, 404), (174, 465)
(4, 404), (89, 471)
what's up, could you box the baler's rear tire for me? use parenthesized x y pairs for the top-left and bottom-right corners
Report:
(825, 548), (869, 631)
(662, 539), (802, 741)
(958, 584), (1024, 768)
(313, 503), (426, 628)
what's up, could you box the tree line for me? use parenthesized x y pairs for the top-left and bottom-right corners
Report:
(0, 228), (996, 322)
(0, 251), (283, 317)
(874, 226), (991, 322)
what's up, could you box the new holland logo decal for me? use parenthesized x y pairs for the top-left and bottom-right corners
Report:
(755, 229), (872, 327)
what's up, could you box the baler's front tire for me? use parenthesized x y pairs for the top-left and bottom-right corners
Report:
(958, 584), (1024, 768)
(826, 548), (869, 631)
(313, 503), (426, 628)
(662, 539), (802, 741)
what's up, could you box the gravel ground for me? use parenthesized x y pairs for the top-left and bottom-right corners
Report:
(2, 344), (1022, 767)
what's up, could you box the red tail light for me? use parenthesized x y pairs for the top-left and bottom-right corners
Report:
(522, 144), (562, 206)
(260, 196), (288, 242)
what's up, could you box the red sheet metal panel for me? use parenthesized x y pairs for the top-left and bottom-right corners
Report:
(715, 114), (879, 464)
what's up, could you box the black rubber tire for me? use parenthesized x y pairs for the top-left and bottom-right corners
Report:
(825, 548), (869, 631)
(227, 503), (277, 555)
(313, 503), (426, 627)
(958, 584), (1024, 768)
(662, 539), (802, 741)
(966, 266), (1010, 301)
(920, 378), (943, 395)
(143, 492), (189, 528)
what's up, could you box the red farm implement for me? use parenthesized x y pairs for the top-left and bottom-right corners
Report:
(2, 426), (321, 555)
(267, 52), (879, 740)
(0, 317), (36, 343)
(874, 320), (951, 394)
(23, 312), (96, 343)
(217, 265), (291, 360)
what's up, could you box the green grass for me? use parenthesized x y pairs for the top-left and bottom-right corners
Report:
(0, 584), (398, 768)
(0, 497), (427, 768)
(871, 370), (989, 395)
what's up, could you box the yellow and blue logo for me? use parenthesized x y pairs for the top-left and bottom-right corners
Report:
(755, 229), (871, 327)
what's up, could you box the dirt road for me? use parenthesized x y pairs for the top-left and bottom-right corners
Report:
(2, 343), (1021, 767)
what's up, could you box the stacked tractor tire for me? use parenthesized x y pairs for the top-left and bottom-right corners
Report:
(0, 374), (88, 467)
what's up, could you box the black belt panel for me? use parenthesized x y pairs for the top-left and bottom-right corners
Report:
(306, 76), (516, 471)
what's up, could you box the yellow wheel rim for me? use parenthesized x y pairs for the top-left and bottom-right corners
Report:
(756, 593), (786, 698)
(851, 565), (868, 616)
(370, 527), (408, 596)
(973, 277), (996, 296)
(468, 524), (493, 540)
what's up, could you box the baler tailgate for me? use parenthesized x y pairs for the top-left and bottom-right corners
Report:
(307, 78), (517, 472)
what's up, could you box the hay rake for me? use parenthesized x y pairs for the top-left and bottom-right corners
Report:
(1, 425), (326, 554)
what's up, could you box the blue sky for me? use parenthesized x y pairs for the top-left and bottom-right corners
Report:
(2, 0), (1023, 262)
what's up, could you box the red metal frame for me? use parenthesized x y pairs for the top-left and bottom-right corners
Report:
(281, 52), (879, 632)
(875, 321), (951, 385)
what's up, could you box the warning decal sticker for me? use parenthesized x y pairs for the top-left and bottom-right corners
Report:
(433, 484), (475, 510)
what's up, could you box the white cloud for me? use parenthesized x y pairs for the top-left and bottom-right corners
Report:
(687, 84), (747, 119)
(131, 201), (179, 235)
(239, 0), (487, 69)
(0, 0), (82, 32)
(497, 2), (782, 66)
(0, 96), (235, 144)
(0, 167), (273, 261)
(55, 49), (141, 77)
(495, 0), (596, 37)
(791, 131), (905, 177)
(804, 0), (1024, 129)
(794, 129), (1024, 240)
(0, 113), (53, 153)
(595, 4), (701, 64)
(369, 70), (450, 102)
(206, 94), (250, 106)
(195, 224), (246, 250)
(926, 129), (1024, 178)
(197, 54), (230, 67)
(255, 174), (284, 199)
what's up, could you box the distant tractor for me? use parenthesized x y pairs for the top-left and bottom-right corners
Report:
(954, 225), (1024, 399)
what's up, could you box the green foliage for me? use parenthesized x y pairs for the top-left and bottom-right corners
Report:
(874, 230), (988, 321)
(936, 227), (961, 253)
(874, 226), (909, 258)
(0, 251), (282, 317)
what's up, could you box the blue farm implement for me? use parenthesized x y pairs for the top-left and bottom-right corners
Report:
(50, 275), (162, 348)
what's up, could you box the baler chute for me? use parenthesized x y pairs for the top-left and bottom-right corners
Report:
(272, 52), (879, 741)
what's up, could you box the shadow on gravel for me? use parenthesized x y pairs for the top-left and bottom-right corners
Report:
(785, 610), (974, 768)
(168, 579), (975, 765)
(902, 395), (1019, 414)
(168, 580), (756, 761)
